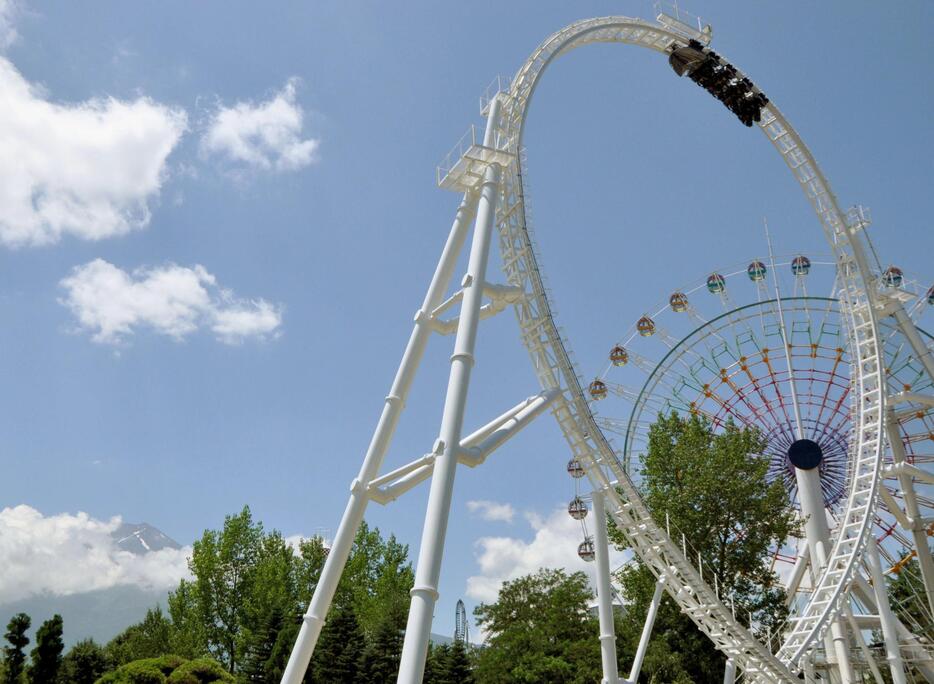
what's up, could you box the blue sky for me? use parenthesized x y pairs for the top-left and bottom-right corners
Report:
(0, 1), (931, 640)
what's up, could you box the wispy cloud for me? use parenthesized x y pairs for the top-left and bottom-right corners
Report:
(201, 78), (318, 173)
(0, 58), (186, 247)
(466, 499), (515, 523)
(60, 259), (283, 346)
(0, 505), (191, 604)
(0, 0), (17, 50)
(466, 505), (628, 604)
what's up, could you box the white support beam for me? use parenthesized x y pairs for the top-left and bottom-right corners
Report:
(366, 389), (560, 504)
(877, 486), (911, 530)
(890, 305), (934, 381)
(851, 577), (934, 679)
(430, 282), (525, 335)
(867, 541), (908, 684)
(626, 574), (667, 684)
(785, 547), (810, 610)
(459, 389), (560, 466)
(592, 490), (620, 684)
(889, 391), (934, 410)
(722, 659), (736, 684)
(884, 408), (934, 618)
(843, 607), (885, 684)
(368, 464), (434, 505)
(279, 189), (479, 684)
(397, 94), (505, 684)
(367, 453), (436, 491)
(886, 461), (934, 485)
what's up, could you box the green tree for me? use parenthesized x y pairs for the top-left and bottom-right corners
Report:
(473, 568), (602, 684)
(188, 507), (264, 672)
(239, 608), (284, 683)
(613, 414), (799, 682)
(166, 582), (206, 660)
(95, 655), (233, 684)
(27, 614), (63, 684)
(309, 604), (365, 683)
(60, 639), (107, 684)
(357, 616), (403, 684)
(105, 608), (173, 667)
(2, 613), (30, 684)
(161, 509), (413, 681)
(422, 643), (446, 684)
(887, 556), (933, 641)
(436, 640), (472, 684)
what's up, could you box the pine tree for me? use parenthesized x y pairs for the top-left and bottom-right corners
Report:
(59, 640), (107, 684)
(241, 607), (285, 683)
(444, 640), (472, 683)
(104, 606), (173, 667)
(27, 614), (63, 684)
(2, 613), (30, 684)
(311, 604), (365, 683)
(357, 616), (403, 683)
(422, 643), (446, 684)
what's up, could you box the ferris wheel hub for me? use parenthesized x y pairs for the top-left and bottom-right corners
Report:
(787, 438), (823, 471)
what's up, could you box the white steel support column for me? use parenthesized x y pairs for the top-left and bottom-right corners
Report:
(722, 658), (736, 684)
(592, 490), (620, 684)
(867, 539), (908, 684)
(884, 408), (934, 618)
(279, 194), (477, 684)
(396, 97), (504, 684)
(627, 574), (666, 684)
(795, 465), (855, 684)
(891, 305), (934, 380)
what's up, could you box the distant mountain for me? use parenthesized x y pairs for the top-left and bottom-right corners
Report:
(112, 522), (181, 555)
(0, 585), (169, 647)
(0, 522), (183, 647)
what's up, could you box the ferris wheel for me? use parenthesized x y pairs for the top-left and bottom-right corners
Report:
(281, 9), (934, 684)
(574, 251), (934, 674)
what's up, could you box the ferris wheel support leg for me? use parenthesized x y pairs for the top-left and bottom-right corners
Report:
(591, 490), (620, 684)
(884, 407), (934, 618)
(278, 193), (478, 684)
(397, 98), (505, 684)
(890, 305), (934, 381)
(850, 577), (934, 681)
(867, 539), (908, 684)
(796, 463), (855, 684)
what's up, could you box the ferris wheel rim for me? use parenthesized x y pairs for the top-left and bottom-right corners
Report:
(492, 15), (891, 678)
(618, 294), (838, 464)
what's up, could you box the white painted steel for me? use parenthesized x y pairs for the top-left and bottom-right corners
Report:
(591, 490), (620, 684)
(396, 97), (505, 684)
(867, 540), (908, 684)
(280, 192), (478, 684)
(486, 15), (889, 681)
(627, 574), (667, 684)
(723, 659), (736, 684)
(796, 467), (855, 683)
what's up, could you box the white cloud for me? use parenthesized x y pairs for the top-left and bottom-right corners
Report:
(466, 505), (629, 604)
(466, 499), (515, 523)
(0, 505), (191, 604)
(0, 58), (186, 247)
(60, 259), (283, 345)
(0, 0), (17, 49)
(201, 78), (318, 173)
